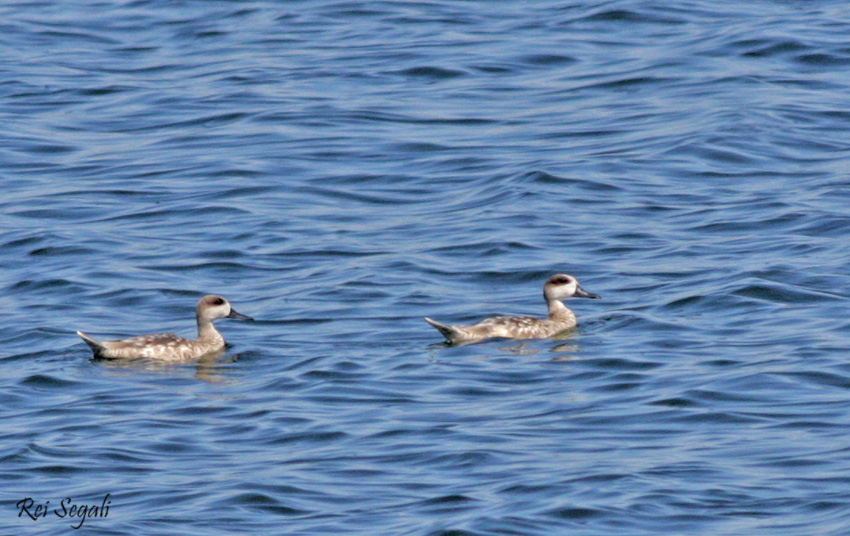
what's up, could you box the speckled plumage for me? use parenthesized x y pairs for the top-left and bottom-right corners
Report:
(77, 295), (253, 361)
(425, 273), (600, 345)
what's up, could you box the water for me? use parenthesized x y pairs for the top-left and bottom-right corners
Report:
(3, 0), (850, 534)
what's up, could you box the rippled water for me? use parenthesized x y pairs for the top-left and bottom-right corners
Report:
(3, 0), (850, 534)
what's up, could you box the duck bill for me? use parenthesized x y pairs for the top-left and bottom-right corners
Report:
(227, 309), (254, 321)
(574, 285), (601, 299)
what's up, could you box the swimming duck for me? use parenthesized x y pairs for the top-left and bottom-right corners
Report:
(77, 295), (253, 360)
(425, 273), (600, 345)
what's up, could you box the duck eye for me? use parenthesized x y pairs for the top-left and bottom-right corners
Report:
(212, 298), (225, 305)
(557, 278), (571, 285)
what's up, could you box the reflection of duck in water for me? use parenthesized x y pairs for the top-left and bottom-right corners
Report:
(77, 295), (253, 360)
(425, 274), (600, 345)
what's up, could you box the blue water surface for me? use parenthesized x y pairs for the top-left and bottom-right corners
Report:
(2, 1), (850, 534)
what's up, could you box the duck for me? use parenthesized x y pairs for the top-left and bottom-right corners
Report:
(425, 273), (600, 345)
(77, 294), (253, 360)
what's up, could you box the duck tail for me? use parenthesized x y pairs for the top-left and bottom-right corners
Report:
(76, 331), (106, 357)
(424, 317), (463, 344)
